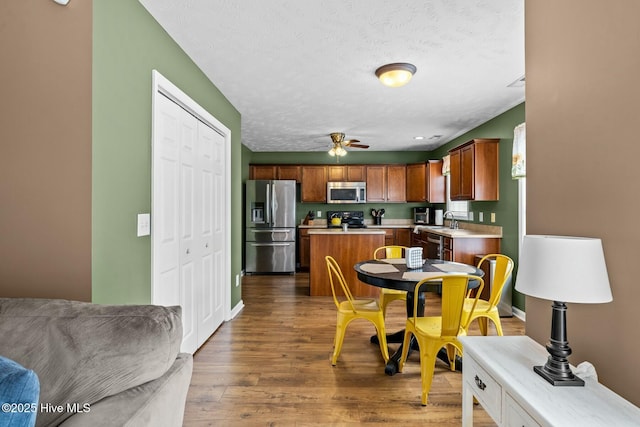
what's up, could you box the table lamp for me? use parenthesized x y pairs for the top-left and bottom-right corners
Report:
(515, 235), (612, 386)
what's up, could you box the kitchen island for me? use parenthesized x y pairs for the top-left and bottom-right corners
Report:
(309, 228), (385, 297)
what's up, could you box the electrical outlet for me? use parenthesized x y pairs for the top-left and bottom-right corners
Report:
(491, 212), (496, 223)
(468, 211), (474, 221)
(137, 213), (150, 237)
(235, 274), (241, 287)
(478, 212), (484, 222)
(316, 210), (322, 218)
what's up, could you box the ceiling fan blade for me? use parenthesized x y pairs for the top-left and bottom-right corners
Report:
(348, 143), (369, 149)
(343, 139), (360, 145)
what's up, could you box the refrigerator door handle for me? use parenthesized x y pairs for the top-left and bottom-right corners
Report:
(249, 243), (292, 247)
(270, 181), (276, 227)
(265, 183), (271, 225)
(250, 230), (291, 233)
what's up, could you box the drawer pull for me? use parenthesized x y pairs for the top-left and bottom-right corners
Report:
(474, 375), (487, 391)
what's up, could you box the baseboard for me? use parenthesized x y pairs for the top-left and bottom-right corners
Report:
(228, 299), (244, 321)
(512, 306), (526, 321)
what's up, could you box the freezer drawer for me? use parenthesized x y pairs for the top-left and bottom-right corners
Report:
(246, 241), (296, 273)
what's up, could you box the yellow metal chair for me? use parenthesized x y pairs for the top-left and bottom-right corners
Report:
(325, 256), (390, 366)
(373, 245), (409, 317)
(398, 274), (484, 405)
(461, 254), (514, 336)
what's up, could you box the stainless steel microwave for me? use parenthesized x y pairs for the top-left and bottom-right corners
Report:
(327, 182), (366, 204)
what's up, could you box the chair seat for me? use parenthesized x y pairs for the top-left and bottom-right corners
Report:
(463, 298), (494, 313)
(338, 299), (381, 313)
(412, 317), (466, 339)
(382, 288), (405, 296)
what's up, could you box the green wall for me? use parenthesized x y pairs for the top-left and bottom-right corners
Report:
(246, 103), (525, 310)
(92, 0), (242, 308)
(431, 103), (525, 309)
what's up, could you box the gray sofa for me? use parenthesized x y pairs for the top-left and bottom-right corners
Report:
(0, 298), (193, 427)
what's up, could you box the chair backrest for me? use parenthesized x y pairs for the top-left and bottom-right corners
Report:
(475, 254), (514, 307)
(373, 245), (408, 260)
(412, 274), (485, 336)
(325, 256), (357, 311)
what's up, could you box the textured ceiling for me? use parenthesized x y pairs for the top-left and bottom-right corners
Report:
(140, 0), (524, 152)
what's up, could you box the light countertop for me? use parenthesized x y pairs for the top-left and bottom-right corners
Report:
(307, 228), (386, 235)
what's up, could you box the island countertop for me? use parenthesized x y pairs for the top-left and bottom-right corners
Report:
(307, 228), (386, 235)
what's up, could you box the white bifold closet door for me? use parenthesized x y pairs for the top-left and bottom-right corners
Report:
(153, 91), (225, 354)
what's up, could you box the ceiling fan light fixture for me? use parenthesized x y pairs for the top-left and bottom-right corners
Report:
(375, 63), (417, 87)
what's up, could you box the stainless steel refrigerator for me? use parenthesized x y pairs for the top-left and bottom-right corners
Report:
(245, 180), (296, 273)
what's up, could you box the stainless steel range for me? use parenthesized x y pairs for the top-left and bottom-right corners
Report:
(326, 211), (367, 229)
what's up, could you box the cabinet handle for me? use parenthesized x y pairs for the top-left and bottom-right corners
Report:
(186, 248), (190, 255)
(474, 375), (486, 391)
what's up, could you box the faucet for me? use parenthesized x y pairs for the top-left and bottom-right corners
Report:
(443, 211), (458, 229)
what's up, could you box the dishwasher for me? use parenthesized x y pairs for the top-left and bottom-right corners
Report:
(426, 233), (443, 260)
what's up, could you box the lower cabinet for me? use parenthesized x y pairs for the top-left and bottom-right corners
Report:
(298, 228), (311, 269)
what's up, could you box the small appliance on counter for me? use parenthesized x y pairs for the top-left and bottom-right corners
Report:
(413, 207), (434, 224)
(434, 209), (444, 226)
(326, 211), (367, 228)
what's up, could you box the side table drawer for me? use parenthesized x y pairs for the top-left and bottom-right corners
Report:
(464, 354), (502, 423)
(505, 394), (541, 427)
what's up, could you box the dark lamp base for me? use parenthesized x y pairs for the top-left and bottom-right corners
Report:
(534, 365), (585, 387)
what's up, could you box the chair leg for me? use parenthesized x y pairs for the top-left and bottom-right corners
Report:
(490, 312), (504, 336)
(478, 317), (488, 336)
(373, 321), (390, 363)
(331, 317), (347, 366)
(418, 342), (438, 406)
(445, 344), (458, 371)
(398, 329), (413, 373)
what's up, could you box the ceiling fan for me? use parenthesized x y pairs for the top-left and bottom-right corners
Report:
(328, 132), (369, 159)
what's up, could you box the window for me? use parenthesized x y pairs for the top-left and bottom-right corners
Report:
(445, 175), (469, 220)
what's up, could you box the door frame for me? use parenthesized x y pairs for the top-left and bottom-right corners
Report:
(150, 69), (231, 323)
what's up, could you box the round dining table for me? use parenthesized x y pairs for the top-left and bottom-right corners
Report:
(354, 258), (484, 375)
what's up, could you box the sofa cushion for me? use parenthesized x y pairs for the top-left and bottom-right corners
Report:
(0, 298), (182, 427)
(0, 355), (40, 427)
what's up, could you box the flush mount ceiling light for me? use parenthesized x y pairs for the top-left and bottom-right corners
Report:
(375, 63), (417, 88)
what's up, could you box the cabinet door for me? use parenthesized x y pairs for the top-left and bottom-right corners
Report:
(386, 165), (406, 202)
(299, 228), (310, 269)
(277, 165), (301, 182)
(250, 165), (277, 180)
(346, 165), (366, 182)
(301, 166), (327, 202)
(426, 160), (445, 203)
(327, 165), (346, 182)
(406, 162), (427, 202)
(460, 144), (475, 200)
(395, 228), (412, 247)
(449, 149), (462, 200)
(366, 165), (386, 202)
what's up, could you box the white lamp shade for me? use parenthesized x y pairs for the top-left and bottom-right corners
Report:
(515, 235), (612, 303)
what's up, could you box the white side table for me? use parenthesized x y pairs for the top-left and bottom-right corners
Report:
(459, 336), (640, 427)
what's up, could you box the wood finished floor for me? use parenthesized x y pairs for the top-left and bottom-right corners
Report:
(183, 272), (524, 426)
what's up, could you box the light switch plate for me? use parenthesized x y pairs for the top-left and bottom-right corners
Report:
(490, 212), (496, 223)
(137, 213), (151, 237)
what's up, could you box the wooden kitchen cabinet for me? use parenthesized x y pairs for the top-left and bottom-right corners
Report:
(395, 228), (412, 247)
(249, 164), (301, 182)
(277, 165), (302, 182)
(406, 160), (445, 203)
(327, 165), (366, 182)
(366, 165), (406, 202)
(443, 236), (501, 266)
(250, 165), (277, 180)
(449, 138), (499, 201)
(301, 166), (327, 202)
(298, 228), (311, 269)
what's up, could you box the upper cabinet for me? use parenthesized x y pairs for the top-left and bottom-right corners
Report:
(406, 160), (445, 203)
(301, 165), (327, 202)
(249, 165), (302, 182)
(366, 165), (406, 202)
(327, 165), (366, 182)
(449, 138), (499, 201)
